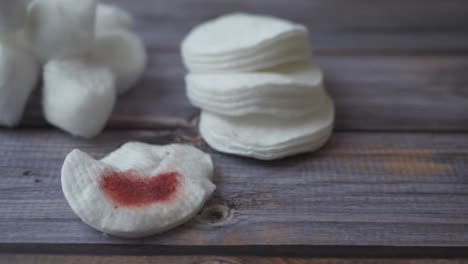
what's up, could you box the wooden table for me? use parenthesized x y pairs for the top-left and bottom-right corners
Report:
(1, 0), (468, 262)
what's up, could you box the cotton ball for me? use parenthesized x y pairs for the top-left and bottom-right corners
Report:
(0, 0), (27, 37)
(43, 58), (116, 138)
(96, 3), (134, 33)
(91, 30), (146, 95)
(0, 41), (39, 127)
(26, 0), (97, 62)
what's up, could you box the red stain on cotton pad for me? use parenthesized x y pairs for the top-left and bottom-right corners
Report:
(100, 170), (180, 207)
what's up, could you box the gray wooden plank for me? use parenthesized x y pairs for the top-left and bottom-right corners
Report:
(21, 54), (468, 131)
(2, 255), (468, 264)
(106, 0), (468, 52)
(0, 129), (467, 251)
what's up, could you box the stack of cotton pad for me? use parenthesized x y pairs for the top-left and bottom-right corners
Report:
(0, 0), (147, 138)
(182, 13), (335, 160)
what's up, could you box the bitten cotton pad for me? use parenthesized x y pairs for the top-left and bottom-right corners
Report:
(199, 97), (335, 160)
(61, 142), (215, 238)
(186, 63), (327, 117)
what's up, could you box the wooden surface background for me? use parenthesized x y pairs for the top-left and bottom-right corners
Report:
(2, 256), (468, 264)
(0, 0), (468, 260)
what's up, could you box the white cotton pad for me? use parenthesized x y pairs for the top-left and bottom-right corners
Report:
(91, 30), (146, 95)
(184, 42), (310, 73)
(26, 0), (97, 62)
(183, 33), (310, 73)
(0, 41), (39, 127)
(0, 0), (27, 36)
(181, 13), (311, 72)
(61, 142), (215, 238)
(186, 63), (327, 117)
(96, 3), (134, 33)
(182, 12), (308, 56)
(184, 32), (307, 62)
(199, 97), (335, 160)
(43, 58), (116, 138)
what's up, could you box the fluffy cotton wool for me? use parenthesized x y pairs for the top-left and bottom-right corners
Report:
(62, 142), (215, 238)
(0, 41), (39, 127)
(0, 0), (27, 37)
(95, 3), (134, 33)
(26, 0), (97, 62)
(91, 30), (146, 95)
(43, 58), (116, 138)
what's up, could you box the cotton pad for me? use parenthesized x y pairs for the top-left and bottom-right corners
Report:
(181, 13), (311, 72)
(26, 0), (97, 62)
(0, 41), (39, 127)
(183, 33), (310, 73)
(199, 97), (334, 160)
(184, 43), (310, 73)
(43, 58), (116, 138)
(62, 142), (215, 238)
(0, 0), (27, 36)
(96, 3), (134, 33)
(91, 30), (146, 95)
(186, 63), (327, 117)
(182, 12), (308, 56)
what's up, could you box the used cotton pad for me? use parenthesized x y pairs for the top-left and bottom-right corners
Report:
(0, 41), (39, 127)
(91, 30), (147, 95)
(27, 0), (97, 62)
(186, 63), (327, 117)
(61, 142), (215, 238)
(199, 97), (335, 160)
(0, 0), (27, 36)
(43, 58), (116, 138)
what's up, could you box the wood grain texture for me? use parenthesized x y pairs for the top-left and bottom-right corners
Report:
(20, 54), (468, 131)
(0, 129), (467, 253)
(2, 255), (468, 264)
(105, 0), (468, 52)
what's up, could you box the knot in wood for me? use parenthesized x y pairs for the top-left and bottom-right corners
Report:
(198, 203), (232, 225)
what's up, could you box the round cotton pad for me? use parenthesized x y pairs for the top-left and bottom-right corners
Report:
(181, 13), (311, 72)
(182, 12), (308, 56)
(186, 63), (327, 117)
(199, 97), (335, 160)
(61, 142), (216, 238)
